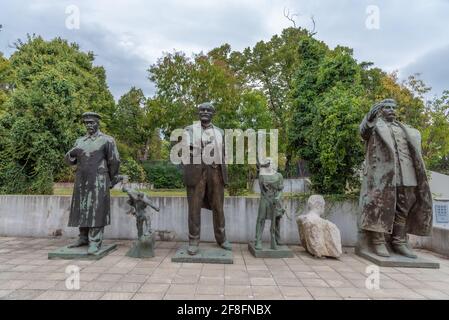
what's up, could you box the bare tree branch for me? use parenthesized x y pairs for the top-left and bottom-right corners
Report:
(310, 15), (317, 35)
(283, 7), (298, 28)
(283, 8), (318, 35)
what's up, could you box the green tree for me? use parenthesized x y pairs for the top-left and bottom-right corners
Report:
(289, 36), (369, 194)
(148, 48), (274, 194)
(0, 35), (115, 194)
(226, 28), (311, 175)
(111, 87), (157, 161)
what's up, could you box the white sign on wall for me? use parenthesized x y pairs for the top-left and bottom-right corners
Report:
(433, 200), (449, 228)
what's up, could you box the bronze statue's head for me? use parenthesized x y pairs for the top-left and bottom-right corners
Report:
(379, 99), (397, 122)
(82, 112), (101, 135)
(198, 102), (215, 125)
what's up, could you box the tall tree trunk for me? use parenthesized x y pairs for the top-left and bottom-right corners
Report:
(142, 137), (151, 161)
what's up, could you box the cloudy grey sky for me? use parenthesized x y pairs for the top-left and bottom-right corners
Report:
(0, 0), (448, 100)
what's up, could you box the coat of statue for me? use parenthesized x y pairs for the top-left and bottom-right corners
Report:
(358, 99), (433, 259)
(181, 102), (232, 255)
(65, 130), (121, 228)
(359, 113), (433, 236)
(183, 123), (228, 191)
(255, 169), (284, 250)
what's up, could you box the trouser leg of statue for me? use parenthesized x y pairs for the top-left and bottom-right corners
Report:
(207, 166), (232, 251)
(369, 187), (418, 258)
(68, 227), (89, 248)
(187, 172), (206, 255)
(270, 219), (277, 250)
(136, 218), (143, 239)
(255, 219), (265, 250)
(275, 217), (281, 245)
(68, 227), (104, 254)
(391, 187), (418, 258)
(87, 227), (104, 254)
(207, 167), (226, 245)
(369, 230), (390, 257)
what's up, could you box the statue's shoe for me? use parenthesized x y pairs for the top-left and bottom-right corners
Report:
(187, 245), (199, 256)
(87, 245), (100, 255)
(373, 243), (390, 257)
(392, 244), (418, 259)
(254, 241), (262, 250)
(67, 240), (88, 248)
(220, 241), (232, 251)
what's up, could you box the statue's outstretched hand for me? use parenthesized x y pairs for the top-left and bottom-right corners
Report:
(368, 103), (383, 122)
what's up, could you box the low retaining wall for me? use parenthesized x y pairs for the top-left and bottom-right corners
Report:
(0, 195), (360, 246)
(252, 179), (310, 193)
(409, 227), (449, 257)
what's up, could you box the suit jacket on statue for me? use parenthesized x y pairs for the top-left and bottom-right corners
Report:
(182, 122), (228, 188)
(358, 116), (433, 236)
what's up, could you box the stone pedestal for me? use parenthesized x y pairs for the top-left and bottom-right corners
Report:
(48, 244), (117, 260)
(126, 234), (155, 258)
(172, 245), (233, 264)
(356, 246), (440, 269)
(248, 242), (294, 258)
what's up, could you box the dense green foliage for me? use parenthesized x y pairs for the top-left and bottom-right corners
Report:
(289, 37), (370, 194)
(142, 161), (184, 189)
(0, 28), (448, 195)
(0, 36), (115, 194)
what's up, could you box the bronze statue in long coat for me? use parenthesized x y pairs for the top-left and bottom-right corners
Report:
(358, 99), (432, 258)
(65, 112), (120, 254)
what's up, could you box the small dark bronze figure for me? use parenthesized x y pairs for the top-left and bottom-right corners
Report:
(254, 158), (285, 250)
(122, 181), (160, 258)
(123, 185), (160, 238)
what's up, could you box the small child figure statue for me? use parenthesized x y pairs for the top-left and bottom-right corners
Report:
(248, 158), (293, 258)
(121, 176), (160, 258)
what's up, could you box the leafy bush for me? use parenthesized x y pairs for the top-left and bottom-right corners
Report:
(227, 164), (249, 196)
(289, 38), (368, 194)
(143, 161), (184, 189)
(0, 36), (115, 194)
(121, 158), (147, 183)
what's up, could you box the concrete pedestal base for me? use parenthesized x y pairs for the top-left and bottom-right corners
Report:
(48, 244), (117, 260)
(248, 242), (294, 258)
(126, 234), (155, 258)
(356, 246), (440, 269)
(172, 245), (233, 264)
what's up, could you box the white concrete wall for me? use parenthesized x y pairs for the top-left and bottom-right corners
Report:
(429, 171), (449, 199)
(0, 195), (359, 246)
(409, 227), (449, 257)
(54, 182), (153, 190)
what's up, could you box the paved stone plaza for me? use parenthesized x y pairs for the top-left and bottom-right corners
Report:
(0, 236), (449, 300)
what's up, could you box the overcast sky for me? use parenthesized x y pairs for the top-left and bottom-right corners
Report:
(0, 0), (448, 100)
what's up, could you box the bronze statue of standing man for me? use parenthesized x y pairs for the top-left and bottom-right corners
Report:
(65, 112), (121, 254)
(183, 102), (232, 255)
(358, 99), (433, 258)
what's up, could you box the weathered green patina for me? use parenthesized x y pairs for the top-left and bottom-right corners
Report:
(64, 112), (120, 255)
(358, 99), (433, 260)
(254, 159), (285, 252)
(248, 242), (293, 258)
(122, 184), (160, 258)
(48, 244), (117, 260)
(172, 245), (233, 264)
